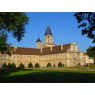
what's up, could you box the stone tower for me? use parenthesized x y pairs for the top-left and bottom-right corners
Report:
(36, 36), (42, 48)
(44, 25), (53, 47)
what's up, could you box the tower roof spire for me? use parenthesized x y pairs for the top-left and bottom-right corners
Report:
(45, 25), (53, 36)
(36, 36), (42, 42)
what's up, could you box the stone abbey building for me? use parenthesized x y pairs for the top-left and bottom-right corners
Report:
(0, 25), (84, 67)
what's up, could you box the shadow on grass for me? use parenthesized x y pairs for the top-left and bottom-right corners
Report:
(0, 69), (95, 83)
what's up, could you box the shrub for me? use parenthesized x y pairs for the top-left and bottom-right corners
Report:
(7, 63), (12, 68)
(35, 63), (40, 67)
(19, 63), (24, 68)
(47, 63), (52, 67)
(28, 62), (33, 68)
(86, 64), (89, 67)
(58, 62), (62, 67)
(53, 64), (56, 67)
(62, 64), (64, 67)
(2, 63), (7, 68)
(65, 64), (66, 67)
(11, 63), (16, 69)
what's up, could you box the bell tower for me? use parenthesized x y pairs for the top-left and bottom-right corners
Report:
(44, 25), (53, 44)
(36, 36), (42, 48)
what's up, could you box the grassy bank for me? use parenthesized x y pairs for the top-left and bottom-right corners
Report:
(0, 68), (95, 83)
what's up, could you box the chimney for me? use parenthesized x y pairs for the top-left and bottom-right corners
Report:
(14, 45), (17, 51)
(41, 47), (42, 53)
(51, 46), (52, 51)
(61, 43), (63, 50)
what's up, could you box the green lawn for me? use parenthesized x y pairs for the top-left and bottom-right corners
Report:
(0, 68), (95, 83)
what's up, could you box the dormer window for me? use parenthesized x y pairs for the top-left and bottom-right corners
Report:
(48, 36), (49, 38)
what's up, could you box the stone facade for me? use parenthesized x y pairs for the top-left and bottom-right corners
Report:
(0, 25), (86, 67)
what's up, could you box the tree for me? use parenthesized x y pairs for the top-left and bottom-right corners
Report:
(86, 46), (95, 66)
(19, 63), (24, 68)
(0, 12), (29, 55)
(0, 32), (11, 56)
(2, 63), (7, 68)
(11, 63), (16, 69)
(35, 63), (40, 67)
(74, 12), (95, 43)
(28, 62), (33, 68)
(7, 63), (12, 68)
(58, 62), (62, 67)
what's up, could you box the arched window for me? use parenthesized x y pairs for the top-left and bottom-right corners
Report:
(55, 55), (56, 59)
(18, 62), (19, 67)
(21, 56), (23, 60)
(31, 57), (32, 60)
(64, 54), (66, 58)
(28, 56), (29, 60)
(47, 56), (48, 59)
(25, 62), (26, 67)
(25, 56), (26, 60)
(4, 55), (6, 59)
(14, 56), (15, 59)
(18, 56), (19, 60)
(10, 56), (11, 59)
(1, 55), (3, 59)
(61, 54), (62, 58)
(58, 55), (59, 59)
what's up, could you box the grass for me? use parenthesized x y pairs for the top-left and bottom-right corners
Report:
(0, 67), (95, 83)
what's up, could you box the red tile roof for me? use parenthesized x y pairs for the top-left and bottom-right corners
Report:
(83, 53), (87, 55)
(10, 43), (71, 55)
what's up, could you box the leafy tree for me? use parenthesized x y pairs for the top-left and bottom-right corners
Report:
(19, 63), (24, 68)
(58, 62), (62, 67)
(62, 64), (64, 67)
(0, 12), (29, 55)
(7, 63), (12, 68)
(47, 63), (52, 67)
(2, 63), (7, 68)
(86, 46), (95, 66)
(11, 63), (16, 69)
(35, 63), (40, 67)
(0, 32), (11, 56)
(53, 64), (56, 67)
(74, 12), (95, 43)
(28, 62), (33, 68)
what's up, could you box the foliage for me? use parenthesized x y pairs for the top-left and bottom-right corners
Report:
(0, 32), (11, 56)
(35, 63), (40, 67)
(19, 63), (24, 68)
(74, 12), (95, 43)
(2, 63), (7, 68)
(7, 63), (12, 68)
(47, 63), (52, 67)
(86, 46), (95, 65)
(0, 12), (29, 55)
(28, 62), (33, 68)
(58, 62), (62, 67)
(86, 64), (89, 67)
(65, 64), (66, 67)
(53, 64), (56, 67)
(11, 63), (16, 69)
(62, 64), (64, 67)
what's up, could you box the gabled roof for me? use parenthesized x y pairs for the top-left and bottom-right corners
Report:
(45, 25), (52, 36)
(10, 43), (71, 55)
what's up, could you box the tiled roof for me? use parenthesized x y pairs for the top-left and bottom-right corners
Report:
(10, 43), (71, 55)
(83, 53), (87, 55)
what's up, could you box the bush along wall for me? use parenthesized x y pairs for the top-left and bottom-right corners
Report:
(47, 63), (52, 67)
(28, 62), (33, 68)
(7, 63), (12, 68)
(2, 63), (7, 68)
(58, 62), (62, 67)
(11, 63), (16, 69)
(19, 63), (24, 68)
(35, 63), (40, 67)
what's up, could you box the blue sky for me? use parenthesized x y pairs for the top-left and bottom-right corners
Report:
(6, 12), (94, 53)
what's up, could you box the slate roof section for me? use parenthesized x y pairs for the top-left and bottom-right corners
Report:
(36, 36), (42, 42)
(10, 43), (71, 55)
(45, 25), (53, 36)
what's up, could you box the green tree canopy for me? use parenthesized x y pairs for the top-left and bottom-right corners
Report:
(0, 12), (29, 55)
(86, 46), (95, 65)
(74, 12), (95, 43)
